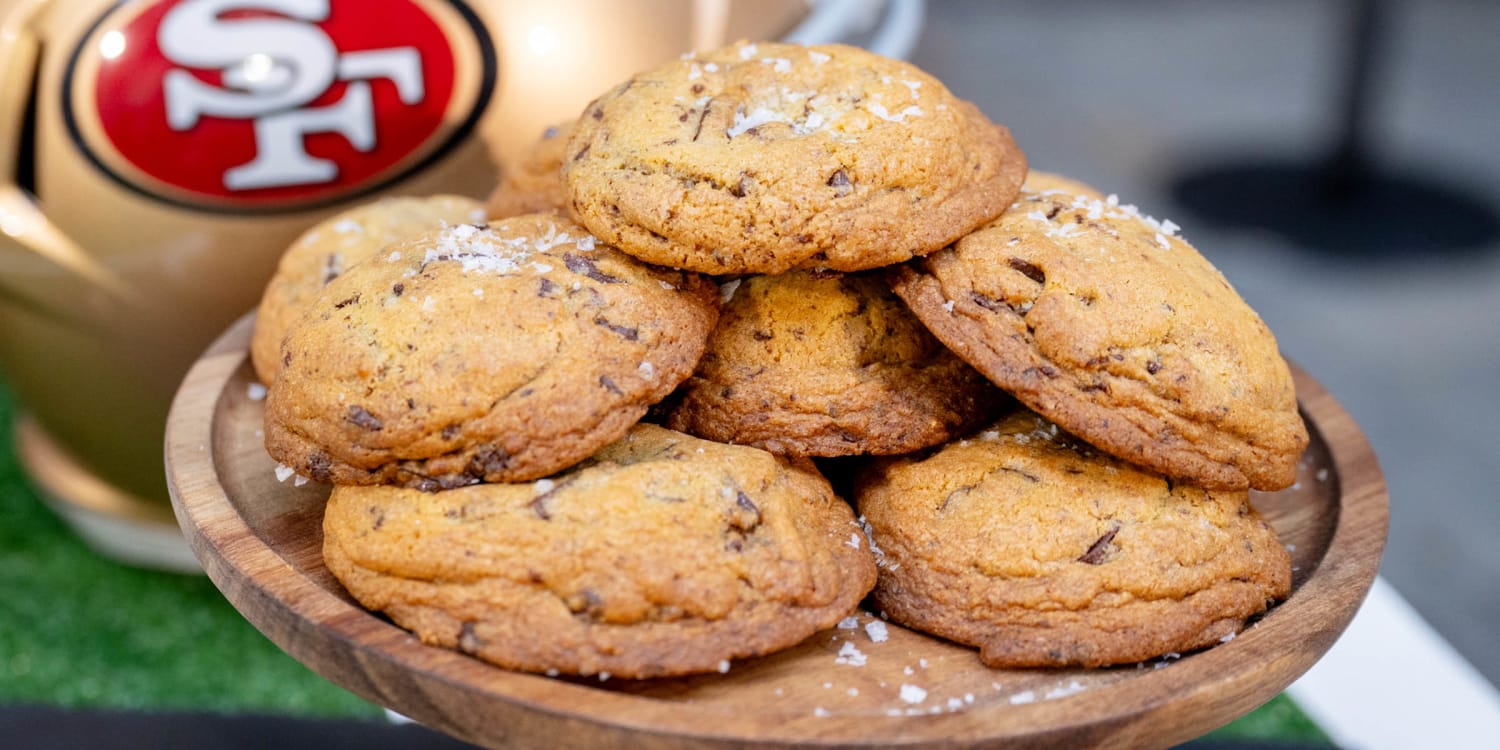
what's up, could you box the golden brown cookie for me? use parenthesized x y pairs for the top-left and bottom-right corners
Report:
(563, 41), (1027, 275)
(856, 409), (1292, 668)
(323, 423), (877, 679)
(251, 195), (487, 385)
(264, 213), (719, 488)
(890, 182), (1307, 490)
(665, 270), (1006, 456)
(485, 121), (572, 220)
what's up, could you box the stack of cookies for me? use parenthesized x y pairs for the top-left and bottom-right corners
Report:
(254, 41), (1305, 678)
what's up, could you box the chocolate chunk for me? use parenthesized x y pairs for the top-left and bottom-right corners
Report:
(1078, 523), (1121, 565)
(333, 292), (361, 309)
(1007, 257), (1046, 284)
(593, 315), (639, 341)
(347, 405), (383, 431)
(564, 253), (623, 284)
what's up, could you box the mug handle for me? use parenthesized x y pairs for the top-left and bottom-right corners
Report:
(0, 0), (137, 306)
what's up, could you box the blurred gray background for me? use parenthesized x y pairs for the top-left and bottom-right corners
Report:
(910, 0), (1500, 687)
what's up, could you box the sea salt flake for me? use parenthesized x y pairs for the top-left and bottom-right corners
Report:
(1160, 218), (1181, 236)
(718, 660), (731, 673)
(688, 63), (702, 80)
(865, 620), (889, 643)
(739, 43), (758, 59)
(903, 666), (914, 675)
(719, 278), (741, 303)
(332, 219), (361, 234)
(1156, 232), (1170, 250)
(947, 698), (963, 710)
(274, 463), (296, 482)
(1316, 468), (1329, 481)
(813, 707), (829, 717)
(387, 251), (402, 262)
(942, 299), (955, 313)
(1027, 210), (1051, 223)
(762, 57), (792, 73)
(837, 616), (860, 630)
(1219, 631), (1237, 643)
(808, 50), (830, 64)
(1044, 680), (1085, 700)
(545, 669), (559, 677)
(598, 672), (611, 681)
(575, 235), (596, 251)
(246, 383), (267, 401)
(847, 687), (859, 696)
(658, 280), (675, 290)
(472, 288), (484, 297)
(638, 361), (657, 381)
(533, 479), (555, 494)
(293, 475), (308, 487)
(1009, 690), (1036, 705)
(728, 105), (787, 138)
(704, 62), (719, 72)
(834, 641), (867, 667)
(845, 532), (861, 549)
(899, 684), (927, 705)
(422, 295), (435, 312)
(822, 682), (832, 689)
(919, 659), (928, 668)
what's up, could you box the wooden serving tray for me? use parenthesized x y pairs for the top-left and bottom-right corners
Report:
(166, 315), (1388, 749)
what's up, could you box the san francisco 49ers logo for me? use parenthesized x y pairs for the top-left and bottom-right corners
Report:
(64, 0), (495, 212)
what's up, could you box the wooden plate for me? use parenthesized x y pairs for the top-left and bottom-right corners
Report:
(166, 315), (1388, 749)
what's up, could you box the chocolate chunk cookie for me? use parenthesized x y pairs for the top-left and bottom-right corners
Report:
(666, 270), (1006, 456)
(856, 409), (1292, 668)
(251, 195), (487, 385)
(890, 181), (1307, 490)
(323, 423), (877, 679)
(485, 121), (572, 220)
(264, 213), (719, 488)
(563, 41), (1027, 275)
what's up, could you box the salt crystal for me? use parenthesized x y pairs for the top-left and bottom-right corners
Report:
(838, 616), (860, 630)
(468, 208), (487, 222)
(845, 532), (861, 549)
(728, 106), (787, 138)
(473, 288), (484, 297)
(1219, 631), (1237, 643)
(899, 684), (927, 704)
(332, 219), (361, 234)
(293, 475), (308, 487)
(834, 641), (867, 667)
(1156, 232), (1170, 250)
(964, 693), (974, 704)
(947, 698), (963, 711)
(942, 299), (955, 313)
(1044, 680), (1085, 699)
(533, 479), (555, 494)
(1160, 219), (1180, 236)
(1317, 468), (1329, 481)
(919, 659), (928, 668)
(903, 666), (913, 675)
(575, 235), (596, 251)
(638, 361), (657, 381)
(1027, 210), (1050, 223)
(822, 682), (832, 689)
(719, 278), (741, 303)
(808, 50), (830, 64)
(531, 262), (553, 273)
(1009, 690), (1036, 705)
(813, 707), (829, 717)
(847, 688), (859, 696)
(740, 43), (758, 60)
(422, 296), (435, 312)
(688, 63), (702, 80)
(867, 102), (923, 122)
(864, 620), (889, 643)
(598, 672), (611, 681)
(718, 660), (731, 673)
(762, 57), (791, 73)
(274, 463), (296, 482)
(545, 669), (559, 677)
(704, 62), (719, 72)
(247, 383), (267, 401)
(387, 251), (402, 262)
(659, 280), (675, 290)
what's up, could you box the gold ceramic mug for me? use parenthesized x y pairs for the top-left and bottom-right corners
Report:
(0, 0), (810, 569)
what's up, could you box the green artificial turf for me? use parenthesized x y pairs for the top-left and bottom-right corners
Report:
(0, 376), (1328, 742)
(0, 378), (380, 718)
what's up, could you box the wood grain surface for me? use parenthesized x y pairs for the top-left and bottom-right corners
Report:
(166, 315), (1388, 749)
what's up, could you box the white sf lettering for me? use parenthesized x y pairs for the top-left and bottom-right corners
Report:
(156, 0), (425, 191)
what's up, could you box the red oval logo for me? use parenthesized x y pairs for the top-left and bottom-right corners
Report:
(65, 0), (495, 212)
